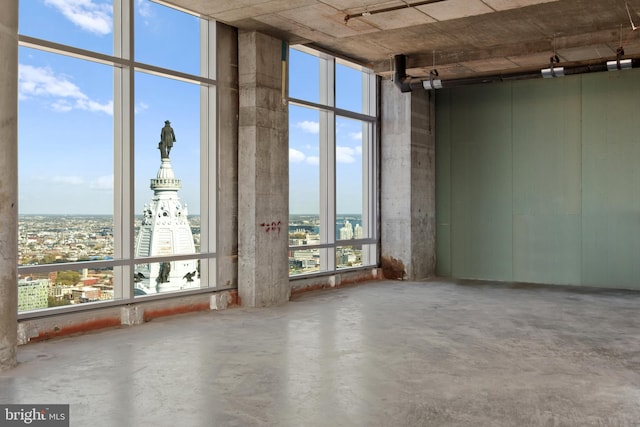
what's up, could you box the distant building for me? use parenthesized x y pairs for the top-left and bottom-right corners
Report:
(354, 224), (363, 239)
(18, 277), (49, 311)
(71, 286), (101, 304)
(339, 220), (354, 240)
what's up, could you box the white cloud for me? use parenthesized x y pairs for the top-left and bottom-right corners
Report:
(137, 0), (152, 18)
(349, 131), (362, 140)
(355, 146), (362, 154)
(90, 175), (113, 190)
(52, 175), (84, 185)
(45, 0), (112, 35)
(51, 100), (73, 112)
(289, 148), (306, 163)
(296, 120), (320, 134)
(306, 156), (319, 165)
(77, 98), (114, 114)
(336, 146), (359, 163)
(19, 64), (112, 115)
(135, 102), (149, 114)
(19, 65), (85, 99)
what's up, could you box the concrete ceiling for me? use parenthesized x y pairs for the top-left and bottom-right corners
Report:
(164, 0), (640, 80)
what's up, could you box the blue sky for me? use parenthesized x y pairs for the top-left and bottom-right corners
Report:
(18, 0), (367, 216)
(18, 0), (200, 215)
(288, 49), (367, 215)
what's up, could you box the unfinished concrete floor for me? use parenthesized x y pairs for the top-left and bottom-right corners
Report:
(1, 279), (639, 426)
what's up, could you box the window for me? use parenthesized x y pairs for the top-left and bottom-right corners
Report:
(19, 0), (113, 54)
(288, 47), (377, 276)
(18, 0), (217, 313)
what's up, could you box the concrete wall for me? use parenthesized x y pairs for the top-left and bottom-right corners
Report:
(436, 68), (640, 289)
(18, 290), (238, 344)
(0, 0), (18, 371)
(237, 31), (290, 306)
(380, 80), (436, 280)
(216, 23), (239, 290)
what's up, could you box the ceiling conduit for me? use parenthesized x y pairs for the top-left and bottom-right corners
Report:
(392, 55), (640, 91)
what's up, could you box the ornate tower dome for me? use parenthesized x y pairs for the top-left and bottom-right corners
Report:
(134, 122), (199, 294)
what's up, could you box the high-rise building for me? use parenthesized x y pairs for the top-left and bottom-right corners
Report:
(134, 126), (199, 294)
(339, 220), (353, 240)
(354, 224), (363, 240)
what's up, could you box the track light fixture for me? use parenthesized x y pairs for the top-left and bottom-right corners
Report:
(541, 54), (564, 78)
(607, 47), (633, 71)
(423, 69), (442, 90)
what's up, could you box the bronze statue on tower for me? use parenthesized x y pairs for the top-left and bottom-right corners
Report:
(158, 120), (176, 159)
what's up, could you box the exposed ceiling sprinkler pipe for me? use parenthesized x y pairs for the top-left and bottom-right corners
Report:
(344, 0), (447, 24)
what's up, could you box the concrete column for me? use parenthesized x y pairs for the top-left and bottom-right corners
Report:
(380, 80), (436, 280)
(216, 23), (239, 290)
(237, 31), (290, 306)
(0, 0), (18, 371)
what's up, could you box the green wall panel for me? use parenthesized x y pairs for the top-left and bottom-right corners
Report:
(435, 90), (452, 276)
(435, 68), (640, 289)
(449, 85), (513, 281)
(581, 71), (640, 288)
(511, 78), (582, 284)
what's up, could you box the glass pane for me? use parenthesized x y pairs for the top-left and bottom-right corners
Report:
(289, 105), (321, 244)
(19, 0), (113, 55)
(134, 72), (201, 262)
(336, 245), (363, 269)
(336, 62), (365, 113)
(135, 0), (200, 75)
(336, 215), (364, 241)
(289, 248), (321, 276)
(289, 48), (320, 103)
(336, 116), (364, 240)
(18, 266), (115, 313)
(18, 47), (114, 264)
(134, 259), (201, 296)
(18, 215), (114, 266)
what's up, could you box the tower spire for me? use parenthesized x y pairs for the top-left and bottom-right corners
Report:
(134, 121), (198, 294)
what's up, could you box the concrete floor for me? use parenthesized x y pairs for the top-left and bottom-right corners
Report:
(1, 279), (640, 426)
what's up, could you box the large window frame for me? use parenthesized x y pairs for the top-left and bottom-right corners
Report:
(288, 46), (378, 277)
(17, 0), (218, 318)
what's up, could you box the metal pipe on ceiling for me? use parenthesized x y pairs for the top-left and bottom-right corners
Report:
(392, 54), (640, 91)
(344, 0), (447, 24)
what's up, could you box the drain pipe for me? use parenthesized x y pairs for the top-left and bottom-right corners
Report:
(393, 54), (413, 93)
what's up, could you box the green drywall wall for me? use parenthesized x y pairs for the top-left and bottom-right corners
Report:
(581, 71), (640, 288)
(511, 78), (582, 285)
(435, 90), (452, 277)
(449, 84), (514, 281)
(436, 68), (640, 289)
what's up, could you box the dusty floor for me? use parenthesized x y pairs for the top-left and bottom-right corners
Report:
(1, 279), (639, 426)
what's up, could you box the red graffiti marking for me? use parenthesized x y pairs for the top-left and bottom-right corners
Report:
(260, 220), (282, 234)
